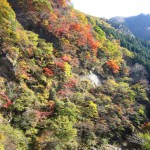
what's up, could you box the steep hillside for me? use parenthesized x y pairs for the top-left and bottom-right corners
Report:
(0, 0), (150, 149)
(110, 14), (150, 41)
(100, 18), (150, 75)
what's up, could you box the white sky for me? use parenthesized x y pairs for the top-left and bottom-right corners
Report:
(71, 0), (150, 19)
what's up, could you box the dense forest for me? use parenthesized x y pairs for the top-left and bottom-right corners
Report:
(98, 19), (150, 76)
(0, 0), (150, 149)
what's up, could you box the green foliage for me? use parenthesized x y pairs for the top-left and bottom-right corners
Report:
(27, 31), (39, 47)
(138, 133), (150, 150)
(115, 82), (136, 101)
(0, 124), (28, 150)
(55, 100), (78, 122)
(94, 25), (106, 40)
(132, 84), (149, 102)
(51, 116), (77, 141)
(99, 19), (150, 74)
(37, 39), (53, 56)
(13, 84), (37, 111)
(21, 110), (39, 129)
(33, 0), (52, 12)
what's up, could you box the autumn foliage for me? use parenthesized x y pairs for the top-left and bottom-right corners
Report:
(2, 0), (150, 149)
(106, 60), (120, 73)
(61, 54), (72, 62)
(47, 17), (99, 56)
(43, 67), (54, 77)
(0, 92), (12, 108)
(55, 61), (65, 69)
(63, 78), (77, 88)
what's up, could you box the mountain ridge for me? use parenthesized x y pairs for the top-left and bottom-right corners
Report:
(110, 13), (150, 40)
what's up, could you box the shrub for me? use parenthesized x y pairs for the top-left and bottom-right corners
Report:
(0, 124), (28, 150)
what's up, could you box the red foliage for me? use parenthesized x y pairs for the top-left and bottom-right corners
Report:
(27, 0), (100, 58)
(55, 27), (66, 36)
(106, 60), (120, 74)
(3, 100), (12, 109)
(55, 61), (65, 69)
(63, 78), (77, 88)
(69, 78), (77, 85)
(43, 67), (54, 77)
(58, 90), (66, 95)
(46, 7), (100, 56)
(61, 54), (71, 62)
(0, 92), (12, 108)
(58, 79), (77, 97)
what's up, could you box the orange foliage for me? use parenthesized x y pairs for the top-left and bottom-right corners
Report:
(61, 54), (71, 62)
(70, 23), (81, 31)
(27, 0), (100, 58)
(106, 60), (120, 74)
(142, 122), (150, 131)
(88, 37), (99, 55)
(48, 101), (55, 110)
(57, 0), (67, 7)
(49, 13), (58, 22)
(70, 23), (99, 56)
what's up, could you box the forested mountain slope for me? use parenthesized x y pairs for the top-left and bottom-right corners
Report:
(99, 18), (150, 76)
(0, 0), (150, 149)
(110, 14), (150, 41)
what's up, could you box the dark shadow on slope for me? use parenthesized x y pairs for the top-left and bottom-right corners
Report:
(0, 52), (16, 81)
(8, 1), (61, 49)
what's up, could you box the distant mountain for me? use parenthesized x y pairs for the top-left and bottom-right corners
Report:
(110, 16), (125, 23)
(110, 14), (150, 40)
(106, 19), (134, 37)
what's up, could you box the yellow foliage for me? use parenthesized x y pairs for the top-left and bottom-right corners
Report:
(85, 101), (99, 119)
(107, 79), (118, 87)
(0, 133), (5, 142)
(64, 62), (72, 78)
(0, 0), (17, 31)
(122, 48), (134, 58)
(76, 12), (88, 24)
